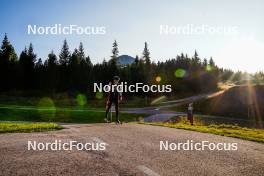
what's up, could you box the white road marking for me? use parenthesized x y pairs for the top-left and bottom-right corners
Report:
(91, 137), (109, 145)
(136, 165), (160, 176)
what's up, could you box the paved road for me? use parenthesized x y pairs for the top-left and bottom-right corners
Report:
(0, 123), (263, 176)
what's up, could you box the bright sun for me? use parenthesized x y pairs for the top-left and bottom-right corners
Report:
(216, 37), (264, 73)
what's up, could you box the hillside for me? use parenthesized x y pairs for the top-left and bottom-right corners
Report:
(194, 85), (264, 126)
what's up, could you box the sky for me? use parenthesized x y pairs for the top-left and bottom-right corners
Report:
(0, 0), (264, 73)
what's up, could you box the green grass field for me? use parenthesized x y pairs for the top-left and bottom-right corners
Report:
(141, 121), (264, 143)
(0, 122), (63, 133)
(0, 105), (146, 123)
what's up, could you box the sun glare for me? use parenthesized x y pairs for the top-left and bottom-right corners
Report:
(216, 37), (264, 73)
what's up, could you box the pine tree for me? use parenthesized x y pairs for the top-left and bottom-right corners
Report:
(19, 44), (36, 68)
(19, 47), (28, 65)
(112, 40), (119, 58)
(142, 42), (150, 65)
(35, 58), (42, 68)
(209, 57), (215, 66)
(27, 43), (36, 67)
(47, 50), (57, 66)
(193, 50), (201, 65)
(0, 34), (224, 96)
(46, 51), (59, 91)
(85, 56), (92, 67)
(0, 33), (18, 90)
(194, 50), (198, 59)
(68, 48), (81, 90)
(0, 33), (17, 63)
(19, 44), (37, 89)
(203, 58), (208, 67)
(110, 40), (119, 65)
(78, 42), (85, 61)
(70, 48), (80, 66)
(108, 40), (119, 76)
(134, 55), (139, 65)
(59, 39), (71, 66)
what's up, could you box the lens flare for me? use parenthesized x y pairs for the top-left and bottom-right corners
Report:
(76, 94), (87, 106)
(95, 92), (103, 99)
(246, 82), (262, 128)
(175, 68), (186, 78)
(155, 76), (162, 82)
(151, 96), (167, 105)
(206, 65), (213, 72)
(37, 97), (56, 119)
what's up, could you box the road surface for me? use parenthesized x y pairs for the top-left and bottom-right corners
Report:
(0, 123), (263, 176)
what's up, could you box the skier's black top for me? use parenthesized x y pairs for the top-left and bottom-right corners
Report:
(108, 82), (121, 102)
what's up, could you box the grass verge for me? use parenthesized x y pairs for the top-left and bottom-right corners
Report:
(0, 106), (146, 123)
(0, 122), (63, 133)
(140, 121), (264, 143)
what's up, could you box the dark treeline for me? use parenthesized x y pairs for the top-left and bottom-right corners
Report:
(0, 33), (262, 98)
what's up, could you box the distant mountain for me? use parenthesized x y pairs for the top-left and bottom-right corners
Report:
(117, 55), (135, 65)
